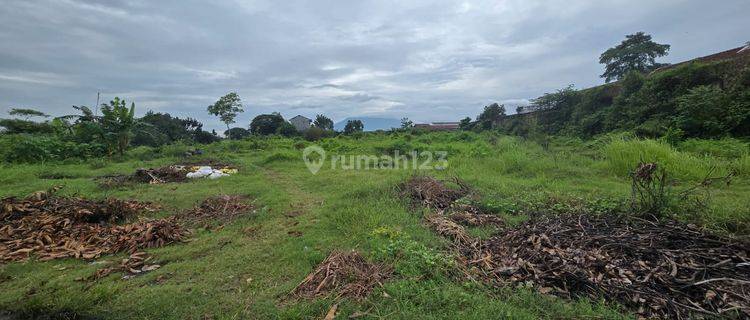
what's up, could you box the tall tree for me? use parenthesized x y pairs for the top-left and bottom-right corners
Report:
(9, 108), (48, 120)
(313, 114), (334, 130)
(458, 117), (473, 130)
(343, 119), (364, 134)
(476, 103), (506, 130)
(207, 92), (244, 138)
(599, 32), (670, 82)
(400, 117), (414, 129)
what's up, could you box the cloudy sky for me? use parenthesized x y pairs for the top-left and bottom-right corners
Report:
(1, 0), (748, 131)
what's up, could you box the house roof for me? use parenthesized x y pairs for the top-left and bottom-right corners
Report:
(289, 115), (311, 122)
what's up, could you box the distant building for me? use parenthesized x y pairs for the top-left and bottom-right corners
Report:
(289, 115), (312, 132)
(414, 121), (460, 131)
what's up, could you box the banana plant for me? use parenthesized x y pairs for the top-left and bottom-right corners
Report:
(99, 97), (151, 155)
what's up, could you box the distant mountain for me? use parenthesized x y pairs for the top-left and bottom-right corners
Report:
(334, 117), (401, 131)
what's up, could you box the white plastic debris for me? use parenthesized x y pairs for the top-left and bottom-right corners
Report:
(185, 166), (235, 179)
(208, 170), (229, 179)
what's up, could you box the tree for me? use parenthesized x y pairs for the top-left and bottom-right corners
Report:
(132, 111), (204, 146)
(207, 92), (244, 138)
(476, 103), (506, 130)
(224, 127), (251, 140)
(343, 119), (364, 134)
(194, 128), (221, 144)
(1, 108), (53, 134)
(9, 108), (48, 120)
(99, 97), (143, 155)
(400, 117), (414, 129)
(250, 113), (285, 135)
(313, 114), (334, 130)
(276, 122), (298, 137)
(458, 117), (473, 130)
(599, 32), (670, 82)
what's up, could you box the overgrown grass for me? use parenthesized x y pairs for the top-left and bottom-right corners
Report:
(0, 131), (747, 319)
(599, 138), (737, 180)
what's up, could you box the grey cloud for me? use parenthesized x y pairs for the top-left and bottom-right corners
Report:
(1, 0), (749, 131)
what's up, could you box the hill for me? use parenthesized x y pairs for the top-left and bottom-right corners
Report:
(501, 45), (750, 139)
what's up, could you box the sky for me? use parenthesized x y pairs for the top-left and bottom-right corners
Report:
(1, 0), (748, 132)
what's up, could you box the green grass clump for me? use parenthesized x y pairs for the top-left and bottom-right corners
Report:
(678, 138), (749, 158)
(600, 138), (730, 180)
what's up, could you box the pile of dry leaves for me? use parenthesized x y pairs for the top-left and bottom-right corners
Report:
(399, 176), (469, 210)
(0, 190), (189, 262)
(403, 176), (750, 318)
(290, 251), (393, 300)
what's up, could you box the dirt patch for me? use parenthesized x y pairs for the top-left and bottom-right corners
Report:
(0, 190), (189, 262)
(87, 251), (161, 281)
(37, 172), (81, 180)
(449, 210), (504, 227)
(284, 210), (304, 218)
(410, 176), (750, 319)
(290, 251), (392, 300)
(178, 195), (255, 227)
(399, 176), (469, 210)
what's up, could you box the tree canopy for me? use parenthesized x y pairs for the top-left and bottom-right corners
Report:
(476, 103), (506, 129)
(599, 32), (670, 82)
(343, 119), (364, 134)
(313, 114), (334, 131)
(400, 117), (414, 129)
(9, 108), (48, 120)
(250, 113), (286, 135)
(207, 92), (244, 137)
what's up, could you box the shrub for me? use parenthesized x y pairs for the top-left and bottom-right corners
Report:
(1, 135), (107, 163)
(675, 85), (732, 137)
(276, 122), (298, 137)
(303, 127), (325, 141)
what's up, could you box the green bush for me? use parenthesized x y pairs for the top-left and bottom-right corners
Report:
(1, 135), (107, 163)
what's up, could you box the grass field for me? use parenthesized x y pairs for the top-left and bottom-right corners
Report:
(1, 131), (748, 319)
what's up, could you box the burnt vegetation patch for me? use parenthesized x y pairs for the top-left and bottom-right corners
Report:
(402, 175), (750, 319)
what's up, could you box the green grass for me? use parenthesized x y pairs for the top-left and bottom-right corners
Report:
(1, 131), (748, 319)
